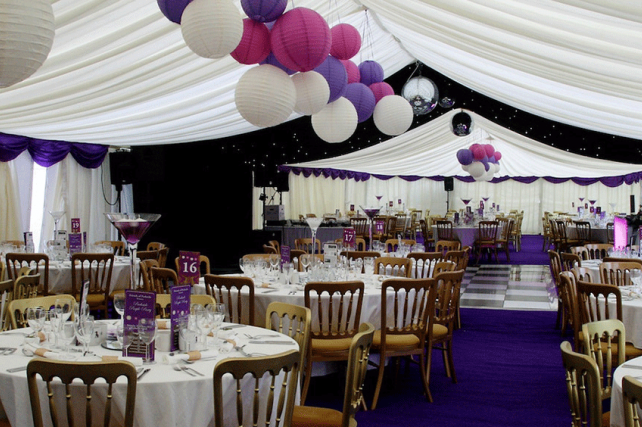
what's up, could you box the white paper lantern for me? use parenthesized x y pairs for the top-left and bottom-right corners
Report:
(467, 161), (485, 179)
(0, 0), (54, 88)
(373, 95), (413, 136)
(181, 0), (243, 59)
(235, 64), (296, 127)
(311, 97), (357, 143)
(292, 71), (330, 116)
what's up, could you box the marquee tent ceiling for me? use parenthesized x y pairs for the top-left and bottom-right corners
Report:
(281, 110), (642, 182)
(0, 0), (640, 146)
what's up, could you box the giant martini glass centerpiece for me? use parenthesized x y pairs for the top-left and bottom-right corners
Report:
(305, 217), (323, 256)
(360, 206), (382, 249)
(49, 211), (65, 239)
(105, 213), (161, 289)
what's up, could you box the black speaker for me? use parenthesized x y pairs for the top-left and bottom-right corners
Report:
(631, 195), (636, 213)
(254, 169), (289, 192)
(109, 151), (135, 186)
(444, 177), (454, 192)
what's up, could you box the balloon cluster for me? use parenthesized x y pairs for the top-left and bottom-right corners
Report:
(456, 144), (502, 182)
(157, 0), (413, 142)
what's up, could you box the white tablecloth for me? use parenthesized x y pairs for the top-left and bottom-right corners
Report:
(566, 225), (609, 243)
(431, 225), (477, 248)
(610, 356), (642, 427)
(46, 257), (132, 295)
(0, 322), (298, 427)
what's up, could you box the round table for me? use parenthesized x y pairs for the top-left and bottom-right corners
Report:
(0, 322), (298, 427)
(611, 356), (642, 427)
(46, 256), (132, 295)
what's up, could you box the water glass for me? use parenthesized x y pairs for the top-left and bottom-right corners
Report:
(59, 321), (77, 360)
(26, 307), (46, 336)
(113, 293), (126, 320)
(116, 324), (135, 357)
(74, 315), (95, 356)
(138, 319), (157, 364)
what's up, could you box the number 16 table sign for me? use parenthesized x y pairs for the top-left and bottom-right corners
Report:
(178, 251), (200, 286)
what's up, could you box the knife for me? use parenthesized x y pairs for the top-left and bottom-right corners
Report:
(248, 340), (295, 345)
(137, 368), (151, 380)
(7, 366), (27, 373)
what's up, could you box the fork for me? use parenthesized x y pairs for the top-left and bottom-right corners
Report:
(172, 364), (195, 376)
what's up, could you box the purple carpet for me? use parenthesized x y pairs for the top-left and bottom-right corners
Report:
(474, 234), (550, 266)
(304, 308), (571, 426)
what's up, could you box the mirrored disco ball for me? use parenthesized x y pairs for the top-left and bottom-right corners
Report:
(401, 76), (438, 116)
(439, 96), (455, 108)
(451, 111), (473, 136)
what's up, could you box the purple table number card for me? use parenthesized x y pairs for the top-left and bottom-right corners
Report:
(71, 218), (81, 234)
(281, 246), (290, 264)
(177, 251), (200, 286)
(124, 290), (156, 359)
(170, 285), (191, 351)
(375, 220), (385, 234)
(343, 228), (356, 249)
(614, 216), (628, 250)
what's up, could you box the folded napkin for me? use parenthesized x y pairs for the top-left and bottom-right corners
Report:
(162, 350), (210, 364)
(221, 334), (249, 352)
(101, 355), (143, 366)
(157, 320), (170, 330)
(24, 343), (61, 360)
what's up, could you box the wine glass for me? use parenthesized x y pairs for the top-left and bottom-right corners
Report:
(609, 202), (617, 214)
(116, 324), (134, 357)
(113, 293), (126, 323)
(26, 307), (46, 338)
(195, 308), (213, 350)
(631, 269), (642, 287)
(215, 303), (227, 323)
(305, 217), (323, 257)
(300, 254), (311, 273)
(137, 319), (157, 364)
(359, 206), (382, 250)
(363, 257), (375, 276)
(282, 262), (293, 286)
(74, 315), (95, 356)
(55, 298), (72, 323)
(269, 254), (280, 276)
(105, 213), (161, 289)
(59, 321), (78, 360)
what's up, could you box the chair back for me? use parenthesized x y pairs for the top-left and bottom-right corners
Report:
(383, 239), (416, 253)
(435, 221), (455, 241)
(574, 221), (593, 243)
(14, 274), (41, 300)
(570, 246), (590, 260)
(95, 240), (125, 256)
(156, 294), (216, 318)
(294, 238), (321, 254)
(477, 221), (499, 245)
(433, 270), (465, 332)
(149, 267), (178, 294)
(27, 359), (137, 427)
(444, 249), (469, 271)
(548, 250), (562, 287)
(0, 278), (13, 330)
(606, 223), (614, 245)
(203, 275), (255, 325)
(373, 256), (412, 278)
(269, 240), (281, 254)
(571, 266), (600, 283)
(350, 217), (369, 238)
(561, 253), (582, 271)
(560, 341), (604, 427)
(139, 259), (159, 291)
(407, 252), (443, 279)
(146, 242), (165, 251)
(576, 280), (622, 325)
(600, 261), (642, 286)
(265, 302), (311, 383)
(5, 253), (49, 295)
(304, 281), (364, 342)
(433, 261), (456, 276)
(213, 350), (300, 427)
(559, 271), (581, 351)
(585, 244), (613, 260)
(581, 319), (626, 400)
(435, 240), (461, 254)
(341, 322), (375, 426)
(157, 247), (169, 268)
(263, 244), (278, 254)
(71, 253), (114, 316)
(622, 375), (642, 427)
(8, 294), (75, 329)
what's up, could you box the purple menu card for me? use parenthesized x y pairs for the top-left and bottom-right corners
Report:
(170, 285), (191, 351)
(281, 246), (290, 263)
(124, 290), (156, 360)
(177, 251), (200, 286)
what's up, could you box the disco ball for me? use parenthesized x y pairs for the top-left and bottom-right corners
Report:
(439, 96), (455, 108)
(451, 112), (473, 136)
(401, 76), (438, 116)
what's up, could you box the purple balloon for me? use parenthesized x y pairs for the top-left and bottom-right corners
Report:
(241, 0), (287, 23)
(157, 0), (192, 24)
(260, 53), (297, 75)
(456, 149), (473, 165)
(489, 155), (497, 163)
(358, 60), (384, 86)
(344, 83), (376, 123)
(313, 56), (348, 103)
(481, 158), (490, 171)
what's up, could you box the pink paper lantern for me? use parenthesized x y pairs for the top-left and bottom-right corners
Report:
(369, 82), (394, 103)
(340, 60), (360, 84)
(472, 146), (486, 160)
(231, 19), (271, 65)
(495, 151), (502, 161)
(270, 7), (331, 72)
(330, 23), (361, 60)
(241, 0), (287, 23)
(358, 60), (384, 86)
(344, 83), (376, 123)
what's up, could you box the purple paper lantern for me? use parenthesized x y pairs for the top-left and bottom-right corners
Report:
(157, 0), (192, 24)
(231, 19), (271, 65)
(358, 60), (384, 86)
(261, 52), (296, 75)
(330, 23), (361, 60)
(241, 0), (287, 23)
(314, 56), (348, 103)
(340, 60), (360, 84)
(456, 149), (473, 166)
(270, 7), (331, 72)
(344, 83), (376, 123)
(369, 82), (394, 103)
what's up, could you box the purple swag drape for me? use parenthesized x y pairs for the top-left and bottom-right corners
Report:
(0, 133), (108, 168)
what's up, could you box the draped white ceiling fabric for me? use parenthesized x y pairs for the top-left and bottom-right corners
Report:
(283, 110), (642, 180)
(0, 0), (639, 146)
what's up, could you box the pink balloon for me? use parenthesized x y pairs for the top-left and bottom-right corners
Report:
(270, 7), (331, 72)
(231, 19), (271, 65)
(484, 144), (495, 158)
(472, 146), (486, 161)
(340, 60), (360, 84)
(330, 23), (361, 60)
(494, 151), (502, 161)
(369, 82), (394, 103)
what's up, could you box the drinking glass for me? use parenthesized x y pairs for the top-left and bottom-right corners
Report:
(55, 299), (72, 322)
(631, 269), (642, 287)
(363, 257), (375, 276)
(300, 254), (311, 273)
(113, 293), (126, 322)
(49, 310), (62, 348)
(137, 319), (157, 364)
(59, 321), (78, 360)
(239, 257), (247, 276)
(116, 324), (134, 357)
(195, 308), (212, 350)
(282, 262), (293, 286)
(26, 307), (46, 337)
(74, 315), (95, 356)
(269, 254), (280, 273)
(215, 303), (227, 323)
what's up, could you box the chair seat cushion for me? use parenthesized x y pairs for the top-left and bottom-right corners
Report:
(85, 294), (106, 306)
(372, 330), (420, 350)
(311, 337), (352, 354)
(433, 324), (449, 340)
(291, 405), (343, 427)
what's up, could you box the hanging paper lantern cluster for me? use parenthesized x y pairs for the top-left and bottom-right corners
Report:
(158, 0), (412, 138)
(0, 0), (55, 88)
(457, 143), (502, 182)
